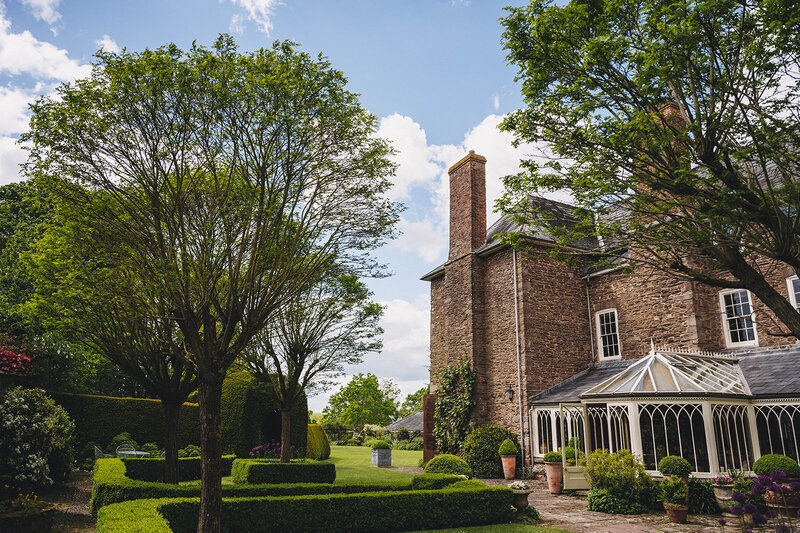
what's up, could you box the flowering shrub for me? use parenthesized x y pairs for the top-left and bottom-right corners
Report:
(509, 481), (530, 490)
(0, 349), (31, 375)
(249, 441), (298, 459)
(0, 387), (75, 488)
(720, 470), (800, 532)
(712, 471), (746, 485)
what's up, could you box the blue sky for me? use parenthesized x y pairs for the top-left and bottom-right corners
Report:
(0, 0), (556, 412)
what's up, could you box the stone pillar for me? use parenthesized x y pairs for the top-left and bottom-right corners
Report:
(422, 393), (438, 465)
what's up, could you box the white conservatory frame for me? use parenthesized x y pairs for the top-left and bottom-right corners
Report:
(529, 346), (800, 477)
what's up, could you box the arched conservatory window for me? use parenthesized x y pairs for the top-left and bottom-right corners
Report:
(588, 406), (609, 452)
(608, 405), (631, 452)
(755, 404), (800, 462)
(536, 410), (553, 455)
(639, 403), (709, 472)
(712, 404), (753, 471)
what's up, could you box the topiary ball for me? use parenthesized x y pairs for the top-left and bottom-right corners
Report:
(753, 454), (800, 478)
(657, 455), (692, 476)
(462, 424), (520, 478)
(371, 440), (391, 450)
(543, 451), (561, 463)
(498, 439), (518, 456)
(424, 454), (472, 478)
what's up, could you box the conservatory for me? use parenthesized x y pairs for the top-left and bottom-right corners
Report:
(528, 344), (800, 479)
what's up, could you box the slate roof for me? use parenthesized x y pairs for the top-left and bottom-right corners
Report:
(384, 411), (423, 431)
(529, 359), (634, 405)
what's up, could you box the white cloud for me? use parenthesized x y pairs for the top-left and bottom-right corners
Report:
(493, 93), (500, 110)
(226, 0), (280, 34)
(394, 218), (446, 263)
(0, 136), (27, 185)
(94, 34), (119, 53)
(0, 85), (37, 136)
(20, 0), (60, 26)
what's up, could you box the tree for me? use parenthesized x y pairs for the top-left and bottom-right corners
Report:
(500, 0), (800, 339)
(25, 196), (197, 484)
(242, 272), (383, 462)
(23, 36), (399, 532)
(398, 385), (428, 418)
(322, 373), (399, 427)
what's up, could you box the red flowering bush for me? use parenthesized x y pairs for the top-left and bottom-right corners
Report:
(0, 350), (32, 375)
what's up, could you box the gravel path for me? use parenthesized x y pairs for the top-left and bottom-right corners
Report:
(47, 470), (95, 533)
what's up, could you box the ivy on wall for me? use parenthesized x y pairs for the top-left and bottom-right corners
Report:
(433, 357), (476, 454)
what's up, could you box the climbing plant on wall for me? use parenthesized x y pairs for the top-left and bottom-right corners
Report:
(433, 357), (476, 454)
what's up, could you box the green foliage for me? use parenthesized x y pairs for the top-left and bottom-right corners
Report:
(462, 424), (520, 479)
(109, 433), (138, 451)
(687, 478), (718, 515)
(732, 477), (766, 512)
(220, 371), (308, 458)
(543, 451), (561, 462)
(660, 476), (689, 506)
(305, 424), (330, 460)
(322, 373), (399, 427)
(446, 480), (488, 490)
(393, 439), (422, 451)
(230, 459), (335, 484)
(396, 428), (410, 441)
(433, 357), (476, 454)
(0, 387), (75, 488)
(398, 386), (428, 418)
(657, 455), (692, 476)
(96, 485), (514, 533)
(424, 454), (473, 478)
(752, 454), (800, 478)
(411, 474), (463, 490)
(371, 440), (390, 450)
(49, 392), (199, 450)
(499, 439), (518, 456)
(177, 445), (200, 458)
(586, 488), (647, 514)
(120, 457), (234, 483)
(583, 449), (654, 507)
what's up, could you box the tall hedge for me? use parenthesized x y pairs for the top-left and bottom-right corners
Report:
(462, 424), (521, 479)
(49, 392), (200, 449)
(220, 371), (308, 458)
(306, 424), (330, 460)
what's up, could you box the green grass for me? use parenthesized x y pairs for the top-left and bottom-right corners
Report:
(413, 525), (573, 533)
(323, 445), (421, 483)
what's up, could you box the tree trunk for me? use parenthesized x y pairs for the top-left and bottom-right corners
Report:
(280, 408), (292, 463)
(197, 378), (224, 533)
(163, 400), (181, 484)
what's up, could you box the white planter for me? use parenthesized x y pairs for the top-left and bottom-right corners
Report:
(372, 448), (391, 467)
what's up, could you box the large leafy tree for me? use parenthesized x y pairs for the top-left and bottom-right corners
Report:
(23, 36), (399, 532)
(500, 0), (800, 339)
(322, 373), (400, 427)
(242, 272), (383, 462)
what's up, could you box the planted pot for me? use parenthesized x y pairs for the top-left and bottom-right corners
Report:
(371, 448), (391, 468)
(0, 504), (54, 533)
(512, 489), (533, 515)
(664, 503), (689, 524)
(712, 484), (734, 513)
(544, 461), (563, 494)
(764, 482), (800, 518)
(501, 455), (516, 480)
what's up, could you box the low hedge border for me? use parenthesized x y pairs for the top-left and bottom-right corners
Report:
(411, 474), (463, 490)
(97, 486), (513, 533)
(122, 456), (235, 483)
(91, 458), (409, 515)
(231, 458), (336, 484)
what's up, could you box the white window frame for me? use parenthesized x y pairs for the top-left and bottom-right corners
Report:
(595, 308), (622, 360)
(787, 276), (800, 311)
(719, 289), (759, 348)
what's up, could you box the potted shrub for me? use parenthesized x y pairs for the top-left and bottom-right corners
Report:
(661, 476), (690, 524)
(658, 455), (692, 484)
(509, 480), (532, 516)
(543, 451), (563, 494)
(711, 472), (743, 513)
(371, 440), (391, 467)
(498, 439), (518, 480)
(752, 454), (800, 517)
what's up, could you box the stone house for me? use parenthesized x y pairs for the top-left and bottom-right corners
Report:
(423, 151), (800, 476)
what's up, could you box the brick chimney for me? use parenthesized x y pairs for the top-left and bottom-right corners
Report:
(448, 151), (487, 260)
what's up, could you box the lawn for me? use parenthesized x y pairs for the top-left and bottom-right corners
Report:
(323, 445), (421, 483)
(415, 526), (573, 533)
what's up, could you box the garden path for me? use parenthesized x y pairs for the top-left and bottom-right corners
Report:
(47, 470), (95, 533)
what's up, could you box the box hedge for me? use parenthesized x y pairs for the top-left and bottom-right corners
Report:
(97, 486), (513, 533)
(231, 458), (336, 484)
(121, 456), (235, 483)
(411, 474), (462, 490)
(49, 392), (200, 449)
(306, 424), (331, 460)
(220, 371), (308, 458)
(90, 458), (409, 514)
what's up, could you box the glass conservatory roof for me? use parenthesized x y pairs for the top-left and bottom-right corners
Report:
(583, 347), (749, 396)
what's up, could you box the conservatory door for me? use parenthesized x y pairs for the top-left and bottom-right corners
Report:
(560, 403), (591, 490)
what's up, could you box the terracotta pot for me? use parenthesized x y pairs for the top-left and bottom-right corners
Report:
(764, 483), (800, 518)
(501, 455), (516, 480)
(712, 484), (734, 513)
(544, 461), (563, 494)
(664, 503), (689, 524)
(512, 489), (533, 515)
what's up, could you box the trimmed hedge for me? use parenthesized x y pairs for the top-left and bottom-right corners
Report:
(306, 424), (331, 460)
(752, 454), (800, 478)
(424, 454), (472, 478)
(121, 456), (235, 483)
(657, 455), (692, 476)
(49, 392), (200, 449)
(231, 459), (336, 484)
(91, 458), (407, 515)
(462, 424), (520, 479)
(98, 486), (514, 533)
(411, 474), (463, 490)
(220, 371), (308, 458)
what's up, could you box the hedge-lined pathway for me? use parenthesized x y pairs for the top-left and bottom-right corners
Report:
(47, 470), (95, 533)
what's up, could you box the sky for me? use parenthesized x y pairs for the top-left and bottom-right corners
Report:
(0, 0), (559, 412)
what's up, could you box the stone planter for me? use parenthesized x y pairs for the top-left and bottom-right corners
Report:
(512, 489), (533, 516)
(664, 503), (689, 524)
(0, 505), (54, 533)
(712, 483), (734, 513)
(371, 448), (391, 467)
(544, 461), (562, 494)
(501, 455), (516, 480)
